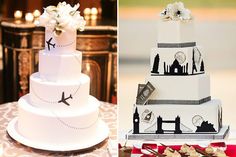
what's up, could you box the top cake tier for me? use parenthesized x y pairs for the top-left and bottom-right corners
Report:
(157, 20), (195, 44)
(38, 2), (86, 53)
(44, 27), (77, 53)
(158, 2), (194, 44)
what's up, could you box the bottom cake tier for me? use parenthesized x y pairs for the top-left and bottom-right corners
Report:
(16, 94), (108, 146)
(132, 99), (222, 134)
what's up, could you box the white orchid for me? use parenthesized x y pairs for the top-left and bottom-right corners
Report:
(38, 1), (86, 35)
(160, 2), (192, 21)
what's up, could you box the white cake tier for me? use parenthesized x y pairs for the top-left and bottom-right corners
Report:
(146, 74), (210, 103)
(30, 72), (90, 111)
(158, 20), (194, 44)
(18, 94), (105, 145)
(134, 99), (222, 134)
(39, 50), (82, 82)
(45, 27), (76, 53)
(150, 46), (205, 75)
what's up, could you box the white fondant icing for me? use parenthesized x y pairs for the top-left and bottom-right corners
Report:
(39, 50), (82, 82)
(130, 3), (227, 138)
(150, 46), (204, 75)
(136, 99), (221, 133)
(146, 74), (210, 101)
(8, 2), (108, 149)
(158, 20), (194, 43)
(18, 94), (102, 145)
(45, 27), (76, 53)
(30, 72), (90, 111)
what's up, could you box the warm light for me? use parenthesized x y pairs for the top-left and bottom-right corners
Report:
(0, 144), (3, 156)
(84, 15), (90, 20)
(34, 19), (40, 25)
(98, 8), (102, 15)
(14, 10), (23, 19)
(33, 10), (41, 18)
(85, 63), (91, 71)
(83, 8), (91, 15)
(90, 17), (97, 26)
(91, 7), (98, 15)
(25, 13), (34, 22)
(91, 15), (97, 20)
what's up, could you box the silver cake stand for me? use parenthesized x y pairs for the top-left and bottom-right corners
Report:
(127, 125), (230, 140)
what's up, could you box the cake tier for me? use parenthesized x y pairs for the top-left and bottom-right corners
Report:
(146, 74), (210, 104)
(150, 46), (205, 75)
(18, 94), (104, 145)
(133, 99), (222, 134)
(45, 27), (76, 53)
(158, 20), (194, 44)
(30, 72), (89, 111)
(39, 50), (82, 82)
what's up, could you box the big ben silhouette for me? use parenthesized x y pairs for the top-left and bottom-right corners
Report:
(133, 107), (140, 134)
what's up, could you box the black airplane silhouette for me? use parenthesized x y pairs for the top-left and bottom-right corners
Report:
(58, 92), (72, 106)
(46, 37), (56, 51)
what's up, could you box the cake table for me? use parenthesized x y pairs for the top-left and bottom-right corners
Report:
(0, 102), (117, 156)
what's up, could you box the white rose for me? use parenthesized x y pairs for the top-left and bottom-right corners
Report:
(45, 6), (57, 18)
(38, 12), (50, 26)
(38, 1), (85, 33)
(68, 12), (86, 29)
(57, 1), (67, 9)
(56, 12), (70, 25)
(77, 20), (86, 31)
(182, 9), (191, 20)
(47, 19), (57, 28)
(68, 16), (86, 30)
(166, 3), (173, 11)
(58, 6), (70, 16)
(176, 2), (185, 10)
(160, 2), (192, 21)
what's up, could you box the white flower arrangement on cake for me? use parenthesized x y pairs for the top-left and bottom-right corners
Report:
(38, 1), (86, 36)
(160, 2), (192, 21)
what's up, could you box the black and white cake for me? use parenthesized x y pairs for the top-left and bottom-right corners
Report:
(128, 2), (229, 139)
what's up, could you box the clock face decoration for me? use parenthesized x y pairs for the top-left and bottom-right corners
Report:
(193, 47), (202, 64)
(192, 115), (204, 127)
(174, 51), (186, 64)
(141, 109), (154, 123)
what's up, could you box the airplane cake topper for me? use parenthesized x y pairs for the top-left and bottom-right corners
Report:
(58, 92), (73, 106)
(46, 37), (56, 51)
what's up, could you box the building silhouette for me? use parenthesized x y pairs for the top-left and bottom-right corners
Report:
(200, 60), (205, 72)
(133, 107), (140, 134)
(156, 116), (182, 134)
(164, 59), (188, 75)
(151, 54), (160, 74)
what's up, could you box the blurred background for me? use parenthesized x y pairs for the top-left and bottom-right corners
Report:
(119, 0), (236, 136)
(0, 0), (117, 104)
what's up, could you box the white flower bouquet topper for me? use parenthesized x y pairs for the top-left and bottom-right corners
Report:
(160, 2), (192, 21)
(38, 1), (86, 36)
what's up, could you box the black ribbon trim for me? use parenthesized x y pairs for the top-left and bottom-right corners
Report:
(157, 42), (196, 48)
(146, 96), (211, 105)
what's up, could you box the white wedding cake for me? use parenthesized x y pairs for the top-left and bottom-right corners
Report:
(128, 2), (229, 139)
(7, 2), (109, 151)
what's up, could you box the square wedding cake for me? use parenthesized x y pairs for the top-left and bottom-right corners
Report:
(128, 2), (229, 140)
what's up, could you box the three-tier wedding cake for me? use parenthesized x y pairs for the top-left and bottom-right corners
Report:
(7, 2), (109, 151)
(128, 2), (229, 139)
